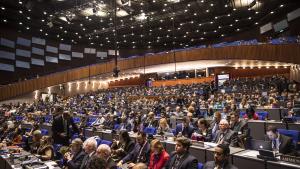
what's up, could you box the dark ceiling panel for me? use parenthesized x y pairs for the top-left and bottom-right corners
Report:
(0, 0), (299, 51)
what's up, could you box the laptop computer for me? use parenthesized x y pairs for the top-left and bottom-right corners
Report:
(251, 139), (272, 151)
(257, 149), (278, 161)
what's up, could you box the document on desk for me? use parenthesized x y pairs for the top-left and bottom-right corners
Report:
(239, 150), (259, 157)
(44, 161), (58, 169)
(204, 142), (218, 148)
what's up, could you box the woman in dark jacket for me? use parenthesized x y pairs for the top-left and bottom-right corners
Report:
(111, 130), (135, 161)
(192, 118), (212, 142)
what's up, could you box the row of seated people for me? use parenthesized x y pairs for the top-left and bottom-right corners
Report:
(48, 107), (298, 156)
(1, 118), (295, 169)
(1, 76), (298, 121)
(0, 121), (239, 169)
(1, 102), (298, 155)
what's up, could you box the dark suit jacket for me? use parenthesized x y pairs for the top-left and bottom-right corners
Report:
(122, 142), (150, 164)
(213, 129), (238, 147)
(119, 122), (132, 131)
(209, 120), (220, 138)
(144, 119), (159, 128)
(107, 157), (117, 169)
(231, 119), (250, 147)
(204, 161), (238, 169)
(66, 150), (86, 169)
(279, 134), (294, 154)
(194, 127), (213, 142)
(52, 115), (79, 145)
(175, 123), (194, 138)
(79, 151), (95, 169)
(164, 152), (198, 169)
(111, 140), (135, 161)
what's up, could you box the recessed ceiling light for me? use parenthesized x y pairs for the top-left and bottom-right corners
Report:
(1, 7), (5, 10)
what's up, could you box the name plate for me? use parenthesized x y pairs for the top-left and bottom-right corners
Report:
(280, 155), (300, 165)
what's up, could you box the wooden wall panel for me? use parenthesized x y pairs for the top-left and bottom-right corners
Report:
(1, 44), (300, 101)
(152, 77), (214, 87)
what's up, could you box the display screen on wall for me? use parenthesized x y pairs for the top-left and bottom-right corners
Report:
(217, 74), (230, 86)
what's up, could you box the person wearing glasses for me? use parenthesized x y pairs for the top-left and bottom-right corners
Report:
(204, 144), (238, 169)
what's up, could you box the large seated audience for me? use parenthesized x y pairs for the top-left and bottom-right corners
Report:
(0, 75), (299, 169)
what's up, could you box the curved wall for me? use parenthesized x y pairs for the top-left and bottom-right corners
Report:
(0, 43), (299, 101)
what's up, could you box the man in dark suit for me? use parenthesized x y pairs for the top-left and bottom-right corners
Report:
(266, 125), (295, 154)
(165, 137), (198, 169)
(79, 137), (97, 169)
(175, 117), (194, 138)
(52, 110), (79, 146)
(210, 111), (222, 139)
(143, 112), (158, 128)
(119, 116), (132, 131)
(96, 144), (117, 169)
(117, 131), (150, 167)
(204, 144), (238, 169)
(229, 112), (250, 148)
(213, 119), (238, 147)
(64, 138), (86, 169)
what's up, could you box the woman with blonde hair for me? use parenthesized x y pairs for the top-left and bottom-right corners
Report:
(157, 118), (171, 134)
(148, 139), (169, 169)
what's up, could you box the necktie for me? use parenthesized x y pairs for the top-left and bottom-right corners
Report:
(273, 140), (277, 150)
(172, 155), (181, 169)
(217, 133), (224, 144)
